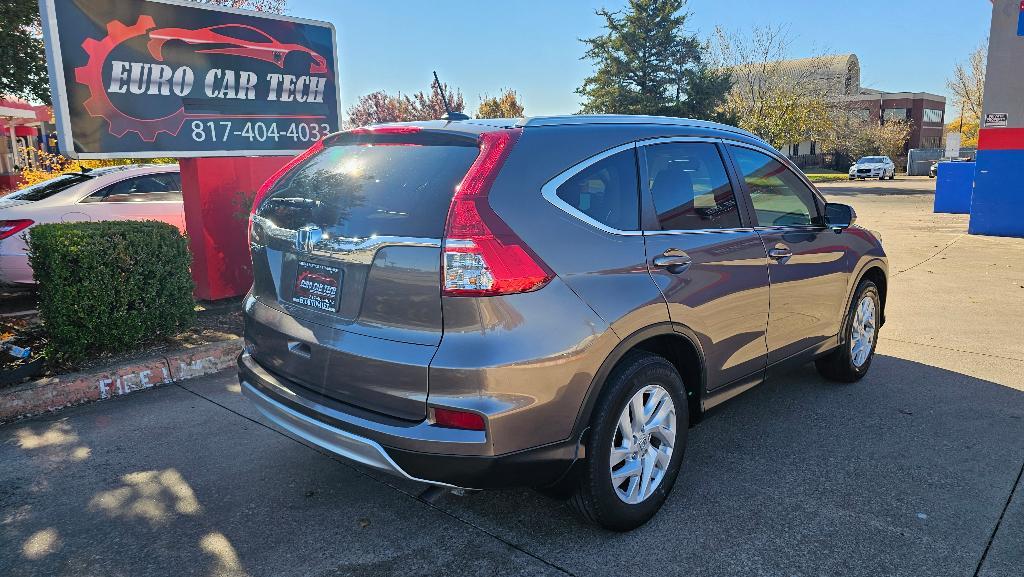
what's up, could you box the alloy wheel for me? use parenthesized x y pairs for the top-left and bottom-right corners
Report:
(850, 295), (877, 367)
(609, 385), (677, 504)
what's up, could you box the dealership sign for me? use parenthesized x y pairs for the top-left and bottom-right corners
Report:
(39, 0), (340, 158)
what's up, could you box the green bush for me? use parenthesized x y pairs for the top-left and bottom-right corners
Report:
(27, 221), (195, 365)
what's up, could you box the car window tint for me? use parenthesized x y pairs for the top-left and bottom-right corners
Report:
(94, 173), (182, 202)
(729, 146), (819, 227)
(555, 149), (639, 231)
(259, 142), (478, 238)
(10, 173), (93, 202)
(644, 142), (741, 230)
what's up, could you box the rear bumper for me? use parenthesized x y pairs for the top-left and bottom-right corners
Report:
(0, 253), (33, 285)
(242, 380), (465, 488)
(238, 353), (580, 489)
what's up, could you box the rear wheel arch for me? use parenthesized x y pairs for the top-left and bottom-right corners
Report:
(574, 323), (706, 440)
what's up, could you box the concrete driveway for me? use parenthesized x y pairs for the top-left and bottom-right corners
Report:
(3, 177), (1023, 577)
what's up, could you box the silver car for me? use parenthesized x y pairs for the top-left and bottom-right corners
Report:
(0, 164), (183, 285)
(239, 116), (887, 531)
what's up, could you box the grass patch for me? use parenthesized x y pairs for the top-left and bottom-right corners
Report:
(800, 167), (850, 183)
(806, 173), (852, 183)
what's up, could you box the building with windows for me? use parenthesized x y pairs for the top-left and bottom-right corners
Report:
(760, 53), (947, 164)
(839, 89), (947, 150)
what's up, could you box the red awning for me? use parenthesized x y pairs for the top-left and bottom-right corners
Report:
(0, 97), (51, 125)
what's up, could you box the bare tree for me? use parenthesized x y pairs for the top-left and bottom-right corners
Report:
(947, 40), (987, 121)
(713, 25), (844, 149)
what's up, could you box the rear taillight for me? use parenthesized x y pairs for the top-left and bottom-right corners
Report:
(249, 140), (325, 243)
(432, 407), (486, 431)
(442, 129), (553, 296)
(0, 219), (33, 241)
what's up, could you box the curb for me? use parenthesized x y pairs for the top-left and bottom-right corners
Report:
(0, 337), (243, 424)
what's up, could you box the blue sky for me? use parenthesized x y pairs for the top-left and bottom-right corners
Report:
(287, 0), (992, 120)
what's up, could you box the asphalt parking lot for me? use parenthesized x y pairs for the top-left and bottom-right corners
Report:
(2, 176), (1023, 577)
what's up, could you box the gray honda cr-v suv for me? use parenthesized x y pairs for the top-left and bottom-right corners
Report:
(239, 115), (887, 531)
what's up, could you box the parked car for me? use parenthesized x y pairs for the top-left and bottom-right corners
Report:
(239, 116), (888, 531)
(848, 156), (896, 180)
(0, 164), (182, 285)
(930, 157), (976, 178)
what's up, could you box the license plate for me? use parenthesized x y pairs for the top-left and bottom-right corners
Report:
(292, 261), (342, 313)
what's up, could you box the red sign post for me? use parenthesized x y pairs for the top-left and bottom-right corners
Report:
(179, 156), (289, 300)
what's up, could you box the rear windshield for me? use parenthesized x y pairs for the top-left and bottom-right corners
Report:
(9, 173), (93, 201)
(258, 139), (479, 239)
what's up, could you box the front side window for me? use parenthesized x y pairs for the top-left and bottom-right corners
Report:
(729, 146), (820, 227)
(644, 142), (742, 230)
(555, 148), (639, 231)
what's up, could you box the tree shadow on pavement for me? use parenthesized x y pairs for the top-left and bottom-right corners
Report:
(435, 355), (1024, 577)
(1, 355), (1021, 577)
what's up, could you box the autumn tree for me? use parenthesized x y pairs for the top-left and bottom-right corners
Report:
(345, 91), (412, 127)
(947, 40), (986, 122)
(872, 119), (913, 166)
(945, 117), (980, 148)
(818, 111), (877, 166)
(577, 0), (728, 120)
(406, 81), (465, 120)
(714, 25), (841, 149)
(345, 81), (466, 128)
(945, 40), (986, 148)
(477, 89), (525, 119)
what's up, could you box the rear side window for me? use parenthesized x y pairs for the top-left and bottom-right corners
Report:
(555, 149), (639, 231)
(644, 142), (742, 230)
(259, 142), (479, 238)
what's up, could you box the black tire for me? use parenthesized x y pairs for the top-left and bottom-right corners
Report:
(569, 351), (689, 531)
(815, 280), (881, 382)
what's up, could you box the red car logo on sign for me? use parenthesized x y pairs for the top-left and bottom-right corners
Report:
(146, 24), (328, 74)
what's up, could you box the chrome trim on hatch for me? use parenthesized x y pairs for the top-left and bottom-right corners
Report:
(255, 218), (441, 264)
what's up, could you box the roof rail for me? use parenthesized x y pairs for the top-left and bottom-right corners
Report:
(516, 114), (764, 142)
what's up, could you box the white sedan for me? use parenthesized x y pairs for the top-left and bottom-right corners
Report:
(848, 156), (896, 180)
(0, 164), (183, 285)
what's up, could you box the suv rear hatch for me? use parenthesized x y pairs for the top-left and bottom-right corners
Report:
(248, 126), (482, 420)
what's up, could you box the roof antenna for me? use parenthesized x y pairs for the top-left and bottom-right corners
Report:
(433, 71), (469, 121)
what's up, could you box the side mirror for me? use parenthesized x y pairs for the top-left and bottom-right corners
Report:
(825, 203), (856, 232)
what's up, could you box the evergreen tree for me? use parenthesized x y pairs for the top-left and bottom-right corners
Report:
(577, 0), (728, 120)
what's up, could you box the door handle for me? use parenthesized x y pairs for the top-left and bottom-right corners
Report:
(767, 246), (793, 261)
(652, 250), (692, 274)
